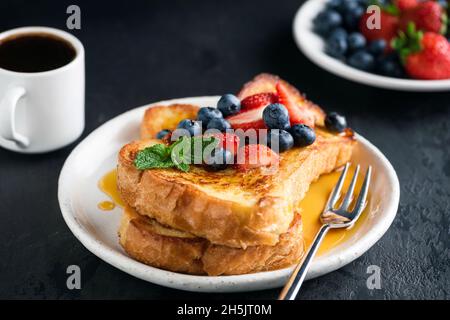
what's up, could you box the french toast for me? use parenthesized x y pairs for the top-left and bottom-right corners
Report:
(118, 130), (353, 248)
(119, 206), (304, 275)
(117, 74), (355, 251)
(141, 104), (200, 139)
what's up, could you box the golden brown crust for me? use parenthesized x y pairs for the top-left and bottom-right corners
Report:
(117, 132), (354, 248)
(119, 207), (304, 276)
(237, 73), (326, 126)
(119, 208), (206, 274)
(140, 104), (200, 139)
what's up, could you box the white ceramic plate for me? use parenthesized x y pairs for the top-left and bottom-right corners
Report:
(58, 96), (400, 293)
(293, 0), (450, 92)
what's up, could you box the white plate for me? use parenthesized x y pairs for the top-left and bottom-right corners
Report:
(293, 0), (450, 92)
(58, 96), (400, 293)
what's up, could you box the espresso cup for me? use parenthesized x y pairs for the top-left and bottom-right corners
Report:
(0, 26), (84, 153)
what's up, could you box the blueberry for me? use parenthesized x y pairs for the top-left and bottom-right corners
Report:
(197, 107), (222, 127)
(376, 54), (405, 78)
(437, 0), (448, 8)
(325, 112), (347, 133)
(326, 29), (348, 58)
(206, 117), (232, 132)
(267, 129), (294, 153)
(347, 32), (366, 52)
(217, 94), (241, 117)
(263, 103), (290, 130)
(329, 27), (348, 39)
(368, 39), (386, 57)
(327, 0), (343, 10)
(313, 10), (343, 36)
(289, 124), (316, 147)
(156, 129), (171, 139)
(344, 5), (364, 30)
(204, 147), (233, 171)
(347, 50), (375, 71)
(341, 0), (361, 12)
(176, 119), (202, 137)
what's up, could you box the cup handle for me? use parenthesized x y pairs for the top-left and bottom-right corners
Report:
(0, 86), (29, 148)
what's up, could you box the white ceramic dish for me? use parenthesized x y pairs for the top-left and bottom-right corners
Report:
(293, 0), (450, 92)
(58, 96), (400, 293)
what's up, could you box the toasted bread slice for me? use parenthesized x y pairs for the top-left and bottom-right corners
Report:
(141, 104), (200, 139)
(118, 74), (355, 248)
(117, 130), (354, 248)
(238, 73), (326, 126)
(119, 206), (304, 275)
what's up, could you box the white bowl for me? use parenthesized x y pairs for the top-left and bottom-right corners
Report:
(293, 0), (450, 91)
(58, 96), (400, 292)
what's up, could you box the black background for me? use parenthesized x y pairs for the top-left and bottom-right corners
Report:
(0, 0), (449, 300)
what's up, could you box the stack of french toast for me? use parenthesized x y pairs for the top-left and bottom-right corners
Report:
(116, 74), (355, 276)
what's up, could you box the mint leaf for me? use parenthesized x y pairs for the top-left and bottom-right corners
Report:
(134, 144), (174, 170)
(133, 135), (221, 172)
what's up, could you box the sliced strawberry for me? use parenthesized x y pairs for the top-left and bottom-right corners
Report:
(226, 107), (266, 131)
(241, 92), (278, 111)
(276, 82), (315, 128)
(236, 144), (279, 171)
(205, 132), (240, 155)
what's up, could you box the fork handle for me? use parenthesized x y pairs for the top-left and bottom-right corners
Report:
(278, 224), (330, 300)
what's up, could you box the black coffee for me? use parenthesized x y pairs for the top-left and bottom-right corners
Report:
(0, 33), (76, 73)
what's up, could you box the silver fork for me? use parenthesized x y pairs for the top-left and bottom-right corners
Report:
(278, 163), (372, 300)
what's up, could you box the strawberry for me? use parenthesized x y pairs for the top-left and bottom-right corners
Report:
(206, 132), (240, 155)
(395, 0), (419, 11)
(393, 25), (450, 80)
(240, 92), (278, 111)
(359, 11), (399, 46)
(276, 82), (315, 128)
(226, 107), (266, 131)
(235, 144), (279, 171)
(399, 1), (446, 34)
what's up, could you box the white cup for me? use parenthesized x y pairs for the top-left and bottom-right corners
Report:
(0, 26), (85, 153)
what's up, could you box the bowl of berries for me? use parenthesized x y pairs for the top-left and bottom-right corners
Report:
(293, 0), (450, 91)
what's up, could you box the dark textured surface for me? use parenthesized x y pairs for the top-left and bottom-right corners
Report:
(0, 0), (449, 300)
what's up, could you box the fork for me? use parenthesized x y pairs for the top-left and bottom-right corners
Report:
(278, 163), (372, 300)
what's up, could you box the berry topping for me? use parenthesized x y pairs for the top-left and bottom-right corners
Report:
(267, 129), (294, 153)
(227, 107), (266, 131)
(206, 117), (232, 132)
(289, 124), (316, 147)
(276, 82), (315, 128)
(206, 132), (240, 155)
(236, 144), (280, 171)
(156, 129), (171, 140)
(262, 103), (290, 130)
(176, 119), (202, 137)
(217, 94), (241, 117)
(241, 92), (279, 111)
(197, 107), (223, 127)
(325, 112), (348, 133)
